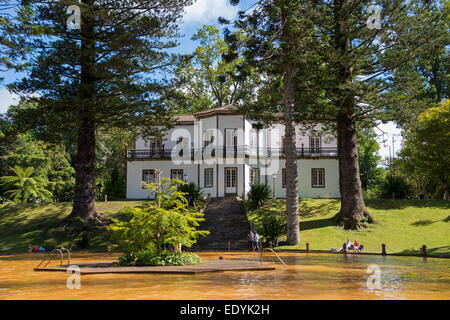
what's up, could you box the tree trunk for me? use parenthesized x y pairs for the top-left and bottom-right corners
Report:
(68, 117), (99, 221)
(281, 5), (300, 245)
(66, 0), (100, 223)
(335, 111), (373, 229)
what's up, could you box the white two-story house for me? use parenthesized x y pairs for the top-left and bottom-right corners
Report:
(126, 104), (340, 199)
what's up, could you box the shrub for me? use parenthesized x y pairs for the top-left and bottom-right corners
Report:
(379, 174), (412, 199)
(178, 182), (203, 207)
(108, 178), (209, 254)
(118, 250), (201, 266)
(258, 212), (286, 247)
(53, 179), (75, 202)
(363, 188), (380, 200)
(248, 184), (271, 208)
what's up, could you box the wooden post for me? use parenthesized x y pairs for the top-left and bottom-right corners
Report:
(105, 194), (107, 202)
(421, 244), (427, 257)
(381, 244), (387, 255)
(227, 241), (231, 252)
(306, 242), (310, 252)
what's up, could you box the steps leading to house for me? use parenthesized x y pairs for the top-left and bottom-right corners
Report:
(191, 197), (251, 251)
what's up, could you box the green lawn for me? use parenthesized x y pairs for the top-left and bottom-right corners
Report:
(247, 199), (450, 258)
(0, 201), (143, 254)
(1, 199), (449, 257)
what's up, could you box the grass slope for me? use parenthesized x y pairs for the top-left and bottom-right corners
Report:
(0, 201), (143, 253)
(247, 199), (450, 258)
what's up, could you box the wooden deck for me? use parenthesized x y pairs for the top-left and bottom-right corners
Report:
(34, 259), (276, 275)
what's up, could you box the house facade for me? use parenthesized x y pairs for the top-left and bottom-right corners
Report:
(126, 105), (340, 199)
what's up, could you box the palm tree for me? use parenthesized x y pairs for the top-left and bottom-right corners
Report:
(0, 166), (52, 203)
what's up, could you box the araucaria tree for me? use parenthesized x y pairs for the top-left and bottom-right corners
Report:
(317, 0), (447, 228)
(0, 0), (38, 77)
(224, 0), (322, 244)
(9, 0), (193, 222)
(227, 0), (447, 230)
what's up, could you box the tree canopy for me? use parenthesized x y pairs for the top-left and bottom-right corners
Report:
(8, 0), (193, 221)
(399, 100), (450, 198)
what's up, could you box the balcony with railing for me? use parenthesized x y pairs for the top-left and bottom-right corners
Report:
(127, 145), (338, 161)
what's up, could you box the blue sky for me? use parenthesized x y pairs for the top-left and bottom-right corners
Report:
(0, 0), (401, 158)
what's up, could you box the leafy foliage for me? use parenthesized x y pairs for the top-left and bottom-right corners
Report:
(357, 127), (384, 190)
(257, 212), (286, 247)
(379, 174), (413, 200)
(171, 24), (259, 113)
(108, 178), (209, 254)
(399, 100), (450, 198)
(248, 184), (271, 209)
(178, 182), (203, 207)
(0, 166), (52, 203)
(118, 250), (201, 266)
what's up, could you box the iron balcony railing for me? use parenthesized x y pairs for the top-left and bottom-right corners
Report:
(127, 146), (338, 160)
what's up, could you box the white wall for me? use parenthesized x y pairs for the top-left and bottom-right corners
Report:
(269, 159), (340, 198)
(126, 161), (198, 199)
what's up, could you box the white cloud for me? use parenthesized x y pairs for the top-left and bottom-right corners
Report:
(183, 0), (239, 24)
(375, 121), (403, 160)
(0, 89), (19, 114)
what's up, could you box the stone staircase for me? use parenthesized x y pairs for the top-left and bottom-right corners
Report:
(191, 197), (251, 251)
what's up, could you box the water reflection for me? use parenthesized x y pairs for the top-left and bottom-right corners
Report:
(0, 252), (449, 300)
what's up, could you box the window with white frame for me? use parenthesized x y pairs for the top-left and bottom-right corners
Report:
(171, 169), (183, 181)
(142, 169), (155, 188)
(204, 168), (214, 187)
(311, 168), (325, 188)
(203, 130), (214, 147)
(282, 168), (286, 188)
(310, 136), (321, 153)
(249, 130), (257, 148)
(250, 168), (259, 185)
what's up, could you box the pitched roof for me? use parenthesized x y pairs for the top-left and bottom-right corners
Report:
(174, 114), (196, 125)
(193, 104), (239, 118)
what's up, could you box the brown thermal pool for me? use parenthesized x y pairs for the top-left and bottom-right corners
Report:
(0, 252), (449, 300)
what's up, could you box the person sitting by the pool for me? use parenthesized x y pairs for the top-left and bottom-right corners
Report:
(353, 240), (360, 253)
(347, 240), (354, 251)
(338, 241), (348, 253)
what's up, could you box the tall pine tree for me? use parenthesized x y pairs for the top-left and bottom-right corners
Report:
(223, 0), (324, 244)
(10, 0), (193, 221)
(227, 0), (447, 230)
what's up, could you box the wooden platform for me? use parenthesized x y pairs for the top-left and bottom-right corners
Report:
(34, 259), (276, 275)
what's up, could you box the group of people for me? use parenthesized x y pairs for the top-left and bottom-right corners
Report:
(247, 230), (260, 251)
(338, 239), (364, 253)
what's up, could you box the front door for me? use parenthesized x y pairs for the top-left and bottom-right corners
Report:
(225, 167), (237, 194)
